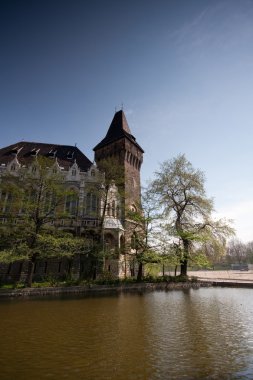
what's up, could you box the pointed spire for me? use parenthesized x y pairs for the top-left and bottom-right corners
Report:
(93, 110), (144, 153)
(105, 110), (131, 139)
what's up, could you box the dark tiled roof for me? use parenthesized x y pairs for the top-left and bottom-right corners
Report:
(0, 141), (92, 171)
(93, 110), (144, 153)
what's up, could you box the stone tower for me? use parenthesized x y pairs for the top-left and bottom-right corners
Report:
(93, 110), (144, 222)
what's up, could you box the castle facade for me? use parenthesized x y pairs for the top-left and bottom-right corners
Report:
(0, 110), (144, 282)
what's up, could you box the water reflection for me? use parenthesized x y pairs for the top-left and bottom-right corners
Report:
(145, 289), (253, 379)
(1, 288), (253, 379)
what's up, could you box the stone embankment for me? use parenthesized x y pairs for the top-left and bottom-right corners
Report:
(0, 281), (210, 299)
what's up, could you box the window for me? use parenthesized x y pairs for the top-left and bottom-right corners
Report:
(43, 191), (51, 214)
(48, 150), (56, 158)
(67, 152), (74, 159)
(0, 191), (6, 203)
(104, 233), (115, 250)
(112, 200), (116, 217)
(131, 234), (136, 249)
(10, 164), (16, 171)
(72, 169), (76, 176)
(3, 193), (12, 213)
(65, 192), (78, 216)
(85, 192), (98, 215)
(130, 204), (137, 212)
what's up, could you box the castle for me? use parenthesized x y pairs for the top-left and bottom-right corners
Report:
(0, 110), (144, 282)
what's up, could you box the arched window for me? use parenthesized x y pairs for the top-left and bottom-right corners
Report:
(0, 191), (6, 212)
(131, 234), (136, 249)
(43, 191), (51, 214)
(85, 192), (98, 216)
(65, 190), (78, 216)
(130, 204), (137, 212)
(3, 192), (12, 213)
(112, 200), (116, 217)
(91, 194), (97, 212)
(104, 233), (115, 250)
(0, 191), (6, 202)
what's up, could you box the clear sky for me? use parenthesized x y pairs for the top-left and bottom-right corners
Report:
(1, 0), (253, 242)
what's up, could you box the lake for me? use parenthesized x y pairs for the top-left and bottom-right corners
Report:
(1, 288), (253, 379)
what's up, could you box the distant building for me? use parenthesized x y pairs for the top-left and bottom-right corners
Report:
(0, 110), (144, 282)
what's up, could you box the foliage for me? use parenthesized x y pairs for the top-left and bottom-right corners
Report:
(149, 154), (234, 275)
(144, 263), (161, 277)
(94, 270), (119, 285)
(126, 189), (160, 280)
(0, 157), (85, 286)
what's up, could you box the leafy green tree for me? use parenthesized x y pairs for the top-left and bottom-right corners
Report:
(0, 157), (85, 286)
(154, 227), (182, 276)
(126, 189), (160, 280)
(149, 154), (234, 276)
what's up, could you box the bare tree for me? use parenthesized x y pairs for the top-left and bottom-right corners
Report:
(226, 239), (247, 264)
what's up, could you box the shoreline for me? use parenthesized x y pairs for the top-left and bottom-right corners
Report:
(0, 281), (211, 299)
(2, 270), (253, 299)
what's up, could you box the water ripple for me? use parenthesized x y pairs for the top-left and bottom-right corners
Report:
(1, 288), (253, 379)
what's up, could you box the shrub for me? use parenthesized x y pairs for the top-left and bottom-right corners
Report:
(95, 271), (120, 285)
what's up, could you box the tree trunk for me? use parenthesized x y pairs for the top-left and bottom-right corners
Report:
(137, 262), (143, 281)
(92, 262), (97, 280)
(67, 259), (72, 275)
(180, 259), (188, 276)
(25, 254), (37, 287)
(181, 238), (190, 276)
(174, 265), (177, 277)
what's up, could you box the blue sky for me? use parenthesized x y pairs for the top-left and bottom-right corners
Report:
(1, 0), (253, 242)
